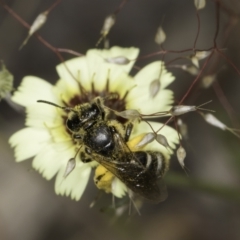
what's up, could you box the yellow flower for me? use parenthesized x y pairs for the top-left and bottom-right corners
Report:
(9, 46), (178, 201)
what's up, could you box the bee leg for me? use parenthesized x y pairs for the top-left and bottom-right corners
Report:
(80, 150), (92, 163)
(96, 98), (105, 120)
(124, 122), (133, 142)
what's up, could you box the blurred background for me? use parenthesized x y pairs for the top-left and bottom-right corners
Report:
(0, 0), (240, 239)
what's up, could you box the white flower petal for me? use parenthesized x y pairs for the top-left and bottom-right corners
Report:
(48, 125), (72, 143)
(111, 177), (127, 198)
(56, 47), (139, 100)
(9, 127), (51, 161)
(86, 47), (139, 92)
(26, 104), (64, 128)
(56, 56), (92, 93)
(94, 46), (140, 74)
(135, 61), (175, 89)
(85, 50), (110, 92)
(127, 61), (175, 114)
(12, 76), (58, 107)
(53, 78), (80, 104)
(127, 89), (174, 114)
(32, 142), (75, 180)
(131, 121), (179, 159)
(108, 72), (135, 99)
(55, 161), (91, 201)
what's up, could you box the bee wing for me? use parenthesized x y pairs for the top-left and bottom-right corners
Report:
(112, 128), (146, 166)
(112, 129), (130, 156)
(95, 155), (167, 203)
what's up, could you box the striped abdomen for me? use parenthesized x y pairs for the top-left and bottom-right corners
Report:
(133, 151), (167, 178)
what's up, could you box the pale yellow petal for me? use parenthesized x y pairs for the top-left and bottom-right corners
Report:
(85, 50), (110, 92)
(108, 72), (135, 99)
(106, 46), (139, 70)
(111, 177), (127, 198)
(26, 104), (64, 128)
(132, 121), (179, 160)
(55, 47), (139, 99)
(56, 56), (92, 93)
(127, 61), (175, 114)
(134, 61), (175, 89)
(53, 78), (80, 104)
(87, 48), (136, 92)
(55, 161), (91, 201)
(9, 127), (51, 161)
(92, 46), (139, 74)
(127, 89), (174, 114)
(48, 125), (72, 143)
(86, 47), (139, 92)
(32, 143), (75, 180)
(12, 76), (57, 107)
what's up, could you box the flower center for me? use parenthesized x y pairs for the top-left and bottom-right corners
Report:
(65, 80), (129, 124)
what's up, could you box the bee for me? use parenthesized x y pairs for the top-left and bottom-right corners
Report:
(38, 96), (133, 156)
(37, 96), (168, 203)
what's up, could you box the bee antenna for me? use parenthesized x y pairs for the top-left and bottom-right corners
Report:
(37, 100), (73, 111)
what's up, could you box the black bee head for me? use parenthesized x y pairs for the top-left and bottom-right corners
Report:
(66, 102), (103, 132)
